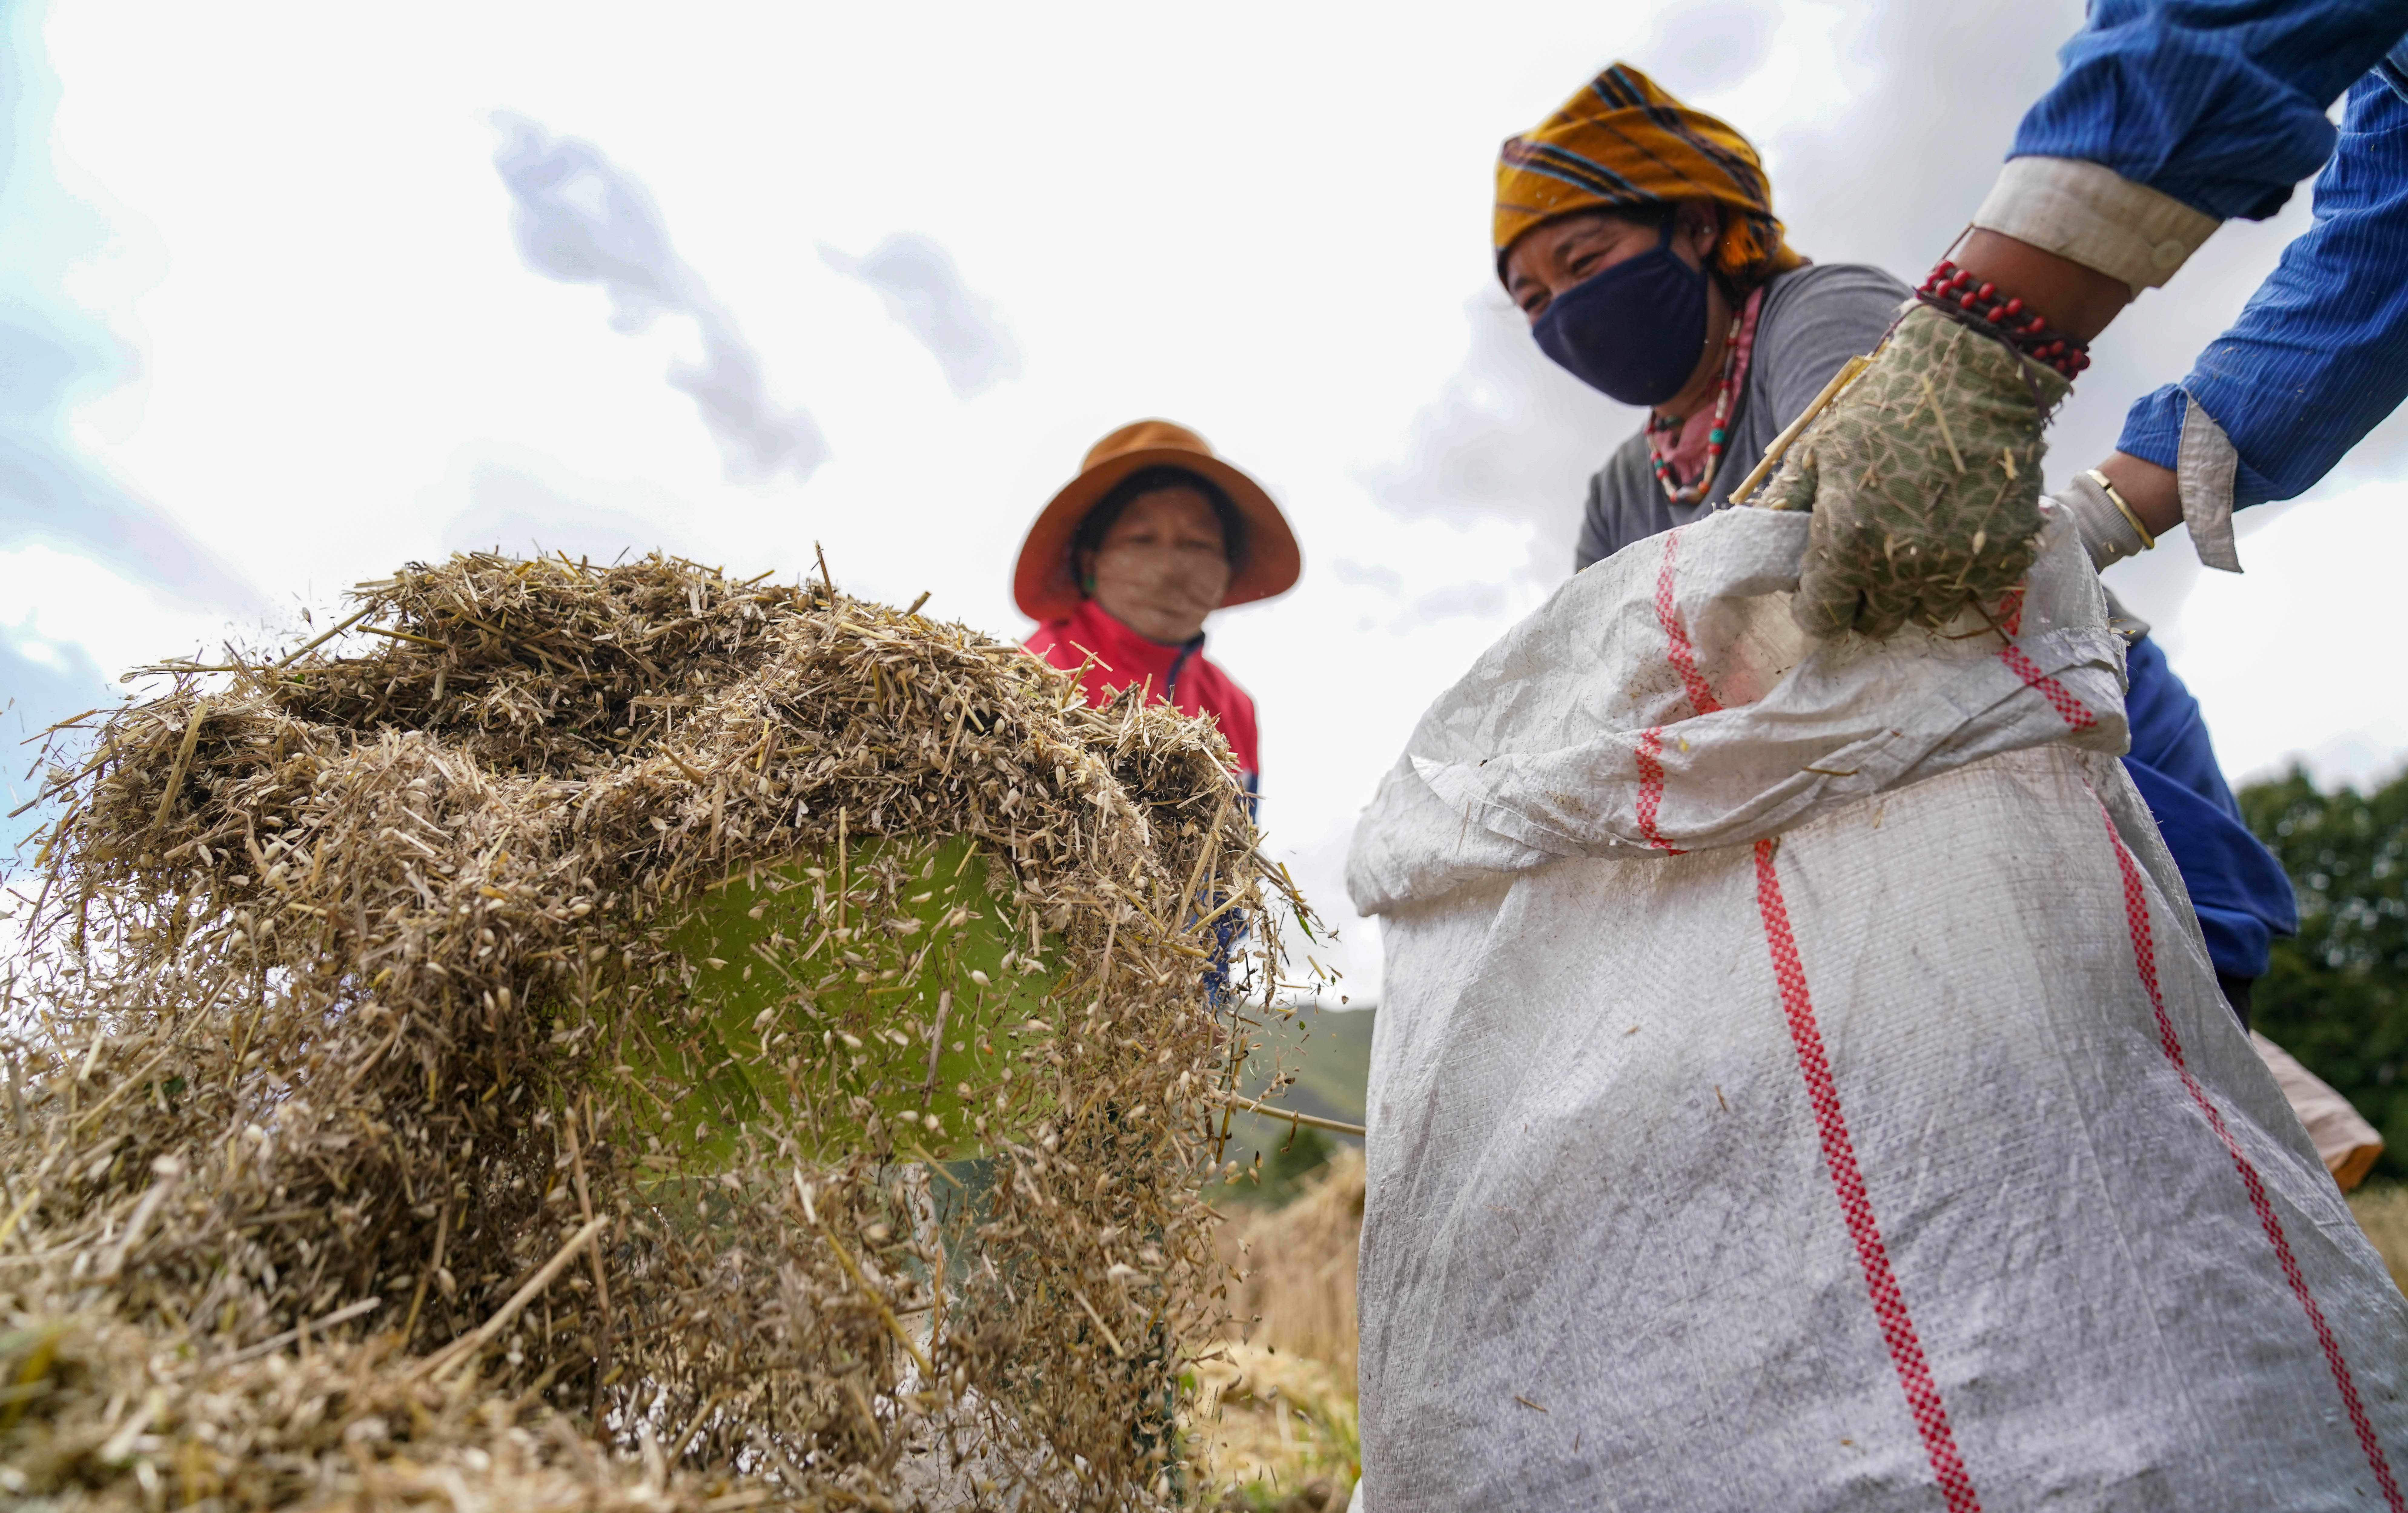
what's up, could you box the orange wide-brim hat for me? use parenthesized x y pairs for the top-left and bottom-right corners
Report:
(1012, 419), (1301, 623)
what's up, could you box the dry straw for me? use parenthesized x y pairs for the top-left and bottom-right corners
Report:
(1192, 1151), (1365, 1504)
(0, 550), (1307, 1510)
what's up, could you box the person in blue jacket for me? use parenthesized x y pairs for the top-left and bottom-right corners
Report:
(1773, 2), (2408, 623)
(1904, 4), (2408, 1026)
(2103, 607), (2297, 1026)
(1740, 3), (2408, 1025)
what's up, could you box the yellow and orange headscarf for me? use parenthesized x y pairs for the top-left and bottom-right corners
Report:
(1494, 63), (1806, 286)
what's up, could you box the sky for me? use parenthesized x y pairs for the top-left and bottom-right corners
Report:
(5, 0), (2405, 1002)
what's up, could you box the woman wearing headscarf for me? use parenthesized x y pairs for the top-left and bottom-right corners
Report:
(1015, 419), (1300, 801)
(1494, 63), (2295, 1029)
(1350, 64), (2346, 1513)
(1494, 64), (1910, 570)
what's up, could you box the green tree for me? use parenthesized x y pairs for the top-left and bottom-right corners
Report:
(2238, 764), (2408, 1179)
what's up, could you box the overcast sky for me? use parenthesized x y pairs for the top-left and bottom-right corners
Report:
(5, 0), (2403, 999)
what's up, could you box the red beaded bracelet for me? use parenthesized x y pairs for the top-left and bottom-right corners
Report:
(1916, 259), (2091, 379)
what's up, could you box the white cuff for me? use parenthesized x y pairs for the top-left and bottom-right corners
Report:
(2177, 392), (2242, 572)
(1971, 157), (2221, 294)
(2056, 470), (2151, 569)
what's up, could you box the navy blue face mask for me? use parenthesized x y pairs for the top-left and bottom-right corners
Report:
(1531, 219), (1711, 407)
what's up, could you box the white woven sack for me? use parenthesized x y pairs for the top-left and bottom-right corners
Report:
(1348, 507), (2408, 1512)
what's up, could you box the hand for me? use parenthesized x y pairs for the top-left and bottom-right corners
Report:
(2095, 451), (2181, 538)
(2054, 468), (2154, 570)
(1765, 304), (2070, 639)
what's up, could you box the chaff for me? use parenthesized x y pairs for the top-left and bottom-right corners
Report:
(0, 549), (1310, 1509)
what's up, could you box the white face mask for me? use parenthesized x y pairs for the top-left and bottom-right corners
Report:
(1084, 487), (1230, 645)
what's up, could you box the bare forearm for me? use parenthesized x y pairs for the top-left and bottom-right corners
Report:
(1949, 230), (2138, 346)
(1950, 235), (2186, 540)
(2096, 451), (2181, 537)
(1948, 218), (2192, 543)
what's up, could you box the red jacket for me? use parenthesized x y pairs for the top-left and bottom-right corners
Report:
(1023, 598), (1260, 783)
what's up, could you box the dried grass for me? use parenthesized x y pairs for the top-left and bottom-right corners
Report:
(1216, 1152), (1362, 1385)
(1189, 1150), (1363, 1507)
(0, 550), (1307, 1510)
(1185, 1344), (1354, 1511)
(2350, 1184), (2408, 1298)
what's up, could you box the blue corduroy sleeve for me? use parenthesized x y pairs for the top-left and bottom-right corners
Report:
(2117, 74), (2408, 505)
(2119, 636), (2297, 980)
(2012, 0), (2408, 220)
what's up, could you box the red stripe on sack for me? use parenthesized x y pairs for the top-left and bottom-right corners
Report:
(1634, 727), (1685, 854)
(1654, 530), (1722, 715)
(1993, 586), (2026, 638)
(1752, 838), (1983, 1513)
(1998, 644), (2096, 732)
(2095, 808), (2405, 1510)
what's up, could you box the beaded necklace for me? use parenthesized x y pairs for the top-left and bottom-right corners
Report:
(1644, 288), (1760, 506)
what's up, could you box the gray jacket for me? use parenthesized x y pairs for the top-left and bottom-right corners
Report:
(1574, 263), (1913, 571)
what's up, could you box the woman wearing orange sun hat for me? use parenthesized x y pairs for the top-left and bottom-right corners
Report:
(1013, 419), (1300, 799)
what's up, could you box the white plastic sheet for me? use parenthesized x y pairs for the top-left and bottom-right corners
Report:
(1348, 508), (2408, 1511)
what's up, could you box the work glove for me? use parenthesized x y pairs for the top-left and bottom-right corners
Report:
(1760, 303), (2070, 639)
(2052, 468), (2155, 570)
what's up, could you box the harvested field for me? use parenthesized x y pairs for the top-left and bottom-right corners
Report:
(0, 551), (1308, 1510)
(1191, 1149), (1364, 1508)
(1209, 1008), (1368, 1211)
(2351, 1183), (2408, 1295)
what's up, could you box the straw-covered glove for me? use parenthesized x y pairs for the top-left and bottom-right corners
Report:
(1761, 303), (2070, 638)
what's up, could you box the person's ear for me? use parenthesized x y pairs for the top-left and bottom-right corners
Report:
(1075, 549), (1096, 596)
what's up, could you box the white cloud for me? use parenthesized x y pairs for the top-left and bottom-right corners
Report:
(1328, 558), (1405, 596)
(0, 544), (231, 683)
(490, 111), (828, 484)
(417, 439), (720, 567)
(1354, 292), (1629, 588)
(820, 233), (1024, 400)
(8, 0), (2400, 1003)
(0, 3), (261, 620)
(2162, 481), (2408, 789)
(1389, 578), (1516, 633)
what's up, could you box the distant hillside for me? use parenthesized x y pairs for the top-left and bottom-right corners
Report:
(1212, 1005), (1373, 1204)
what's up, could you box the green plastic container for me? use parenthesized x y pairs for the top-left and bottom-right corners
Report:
(616, 837), (1060, 1168)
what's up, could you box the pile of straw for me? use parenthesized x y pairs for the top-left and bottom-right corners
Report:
(1217, 1152), (1362, 1385)
(1, 551), (1301, 1510)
